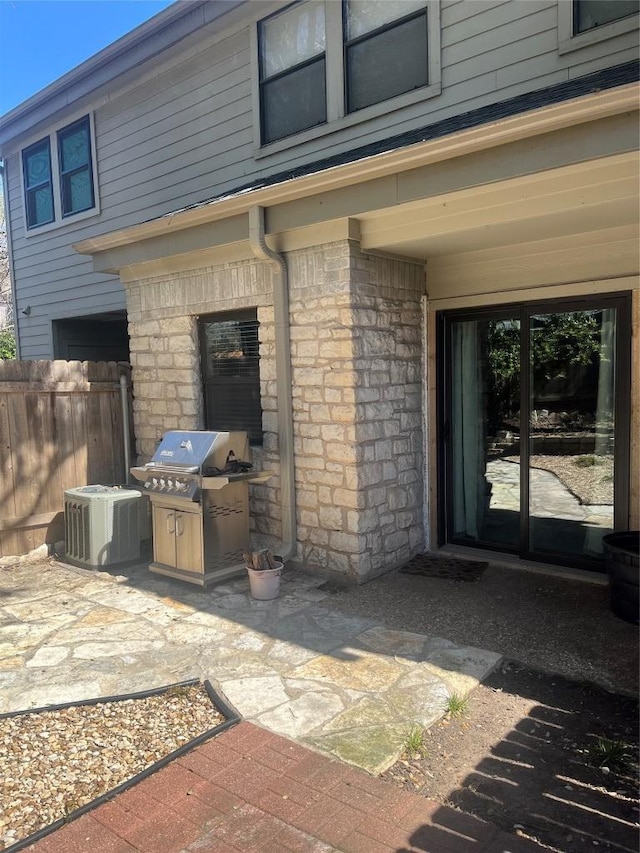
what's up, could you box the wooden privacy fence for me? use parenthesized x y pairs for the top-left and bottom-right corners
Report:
(0, 360), (132, 558)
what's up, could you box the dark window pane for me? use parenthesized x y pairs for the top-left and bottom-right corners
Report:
(23, 138), (54, 227)
(24, 140), (51, 187)
(200, 312), (262, 446)
(575, 0), (638, 32)
(62, 169), (93, 216)
(262, 58), (326, 144)
(58, 116), (95, 216)
(347, 15), (428, 113)
(27, 186), (54, 227)
(59, 123), (90, 171)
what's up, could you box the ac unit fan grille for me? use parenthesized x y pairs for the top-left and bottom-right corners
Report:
(64, 490), (141, 568)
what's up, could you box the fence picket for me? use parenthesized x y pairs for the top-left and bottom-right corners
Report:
(0, 360), (132, 558)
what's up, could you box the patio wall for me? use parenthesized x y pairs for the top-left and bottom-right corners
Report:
(124, 238), (426, 581)
(0, 360), (131, 557)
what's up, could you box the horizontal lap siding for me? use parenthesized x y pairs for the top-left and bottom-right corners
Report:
(95, 27), (253, 223)
(8, 0), (639, 358)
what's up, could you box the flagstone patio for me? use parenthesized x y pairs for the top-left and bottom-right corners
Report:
(0, 558), (500, 774)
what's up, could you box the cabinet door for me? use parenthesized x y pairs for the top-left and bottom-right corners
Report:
(153, 507), (177, 567)
(175, 511), (204, 574)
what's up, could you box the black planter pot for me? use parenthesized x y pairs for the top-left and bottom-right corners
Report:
(602, 532), (640, 624)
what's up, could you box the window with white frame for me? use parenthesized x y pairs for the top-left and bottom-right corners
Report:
(258, 2), (327, 145)
(21, 114), (97, 231)
(344, 0), (429, 113)
(573, 0), (639, 34)
(558, 0), (639, 52)
(257, 1), (438, 148)
(57, 116), (95, 218)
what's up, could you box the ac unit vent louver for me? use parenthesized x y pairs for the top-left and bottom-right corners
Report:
(64, 486), (141, 568)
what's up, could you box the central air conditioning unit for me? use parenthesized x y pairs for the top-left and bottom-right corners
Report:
(64, 485), (142, 569)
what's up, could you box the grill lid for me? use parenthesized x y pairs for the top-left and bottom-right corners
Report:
(149, 430), (249, 473)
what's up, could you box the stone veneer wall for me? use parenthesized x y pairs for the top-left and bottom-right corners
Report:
(124, 237), (425, 581)
(125, 258), (282, 545)
(287, 241), (424, 579)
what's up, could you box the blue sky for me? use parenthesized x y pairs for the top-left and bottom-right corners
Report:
(0, 0), (177, 116)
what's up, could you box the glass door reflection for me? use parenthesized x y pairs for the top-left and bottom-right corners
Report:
(450, 316), (520, 550)
(444, 295), (628, 569)
(528, 309), (616, 559)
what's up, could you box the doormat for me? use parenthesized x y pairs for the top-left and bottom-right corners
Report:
(399, 553), (488, 582)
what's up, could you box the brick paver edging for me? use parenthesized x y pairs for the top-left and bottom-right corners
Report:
(27, 722), (545, 853)
(6, 678), (239, 853)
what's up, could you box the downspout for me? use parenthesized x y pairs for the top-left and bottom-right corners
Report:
(248, 206), (296, 563)
(0, 161), (21, 358)
(120, 372), (132, 483)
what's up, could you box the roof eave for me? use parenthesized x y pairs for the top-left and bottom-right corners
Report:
(73, 81), (640, 258)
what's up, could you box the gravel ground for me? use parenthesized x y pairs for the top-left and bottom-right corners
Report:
(0, 684), (223, 851)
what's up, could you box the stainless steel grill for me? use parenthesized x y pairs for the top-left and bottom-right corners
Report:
(131, 430), (270, 586)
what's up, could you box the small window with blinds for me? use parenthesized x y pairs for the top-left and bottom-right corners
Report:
(199, 310), (262, 446)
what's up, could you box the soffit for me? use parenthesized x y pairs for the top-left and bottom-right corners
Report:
(358, 151), (639, 258)
(74, 84), (639, 261)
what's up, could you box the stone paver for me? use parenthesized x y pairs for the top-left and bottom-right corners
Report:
(487, 459), (613, 528)
(0, 559), (500, 773)
(26, 722), (546, 853)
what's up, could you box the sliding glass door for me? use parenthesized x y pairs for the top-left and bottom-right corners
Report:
(441, 295), (630, 569)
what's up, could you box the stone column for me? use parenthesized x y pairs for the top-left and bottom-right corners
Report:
(287, 239), (425, 580)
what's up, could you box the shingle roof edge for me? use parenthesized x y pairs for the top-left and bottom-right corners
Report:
(172, 60), (640, 218)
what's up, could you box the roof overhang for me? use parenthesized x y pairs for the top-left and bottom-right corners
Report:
(74, 82), (640, 278)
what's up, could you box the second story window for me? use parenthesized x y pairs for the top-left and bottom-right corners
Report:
(255, 2), (439, 150)
(21, 113), (98, 233)
(57, 116), (95, 217)
(344, 0), (429, 113)
(574, 0), (639, 33)
(22, 138), (54, 228)
(259, 1), (327, 145)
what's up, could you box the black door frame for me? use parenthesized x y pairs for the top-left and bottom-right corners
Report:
(437, 291), (632, 571)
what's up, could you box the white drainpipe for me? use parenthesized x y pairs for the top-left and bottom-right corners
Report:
(248, 206), (297, 563)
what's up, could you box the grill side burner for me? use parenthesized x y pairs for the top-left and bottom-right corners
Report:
(130, 430), (271, 586)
